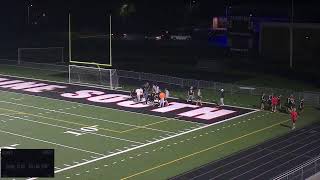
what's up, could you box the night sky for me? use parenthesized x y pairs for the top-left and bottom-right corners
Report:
(1, 0), (320, 33)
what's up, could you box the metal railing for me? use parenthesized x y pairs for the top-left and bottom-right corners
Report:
(117, 69), (319, 106)
(272, 155), (320, 180)
(0, 59), (319, 106)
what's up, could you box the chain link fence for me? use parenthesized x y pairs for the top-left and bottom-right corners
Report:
(272, 155), (320, 180)
(0, 60), (319, 106)
(117, 70), (319, 106)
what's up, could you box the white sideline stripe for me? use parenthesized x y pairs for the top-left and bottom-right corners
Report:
(0, 129), (105, 156)
(3, 114), (143, 145)
(53, 110), (258, 174)
(0, 99), (176, 134)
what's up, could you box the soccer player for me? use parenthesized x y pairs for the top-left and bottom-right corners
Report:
(290, 108), (298, 130)
(267, 94), (272, 110)
(187, 86), (194, 103)
(135, 88), (143, 102)
(130, 89), (136, 101)
(155, 84), (160, 94)
(299, 99), (304, 113)
(143, 82), (150, 104)
(196, 89), (203, 106)
(152, 84), (157, 93)
(289, 95), (295, 110)
(277, 95), (282, 110)
(147, 92), (156, 106)
(165, 88), (169, 106)
(260, 93), (267, 110)
(271, 95), (278, 112)
(159, 91), (166, 107)
(220, 89), (225, 106)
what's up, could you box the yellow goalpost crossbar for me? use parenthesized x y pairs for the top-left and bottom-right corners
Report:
(70, 60), (112, 67)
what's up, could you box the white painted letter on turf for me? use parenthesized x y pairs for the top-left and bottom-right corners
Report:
(88, 94), (130, 103)
(61, 90), (105, 99)
(178, 107), (236, 120)
(0, 78), (9, 82)
(0, 80), (24, 86)
(1, 82), (48, 90)
(152, 102), (198, 113)
(24, 85), (66, 93)
(117, 100), (150, 108)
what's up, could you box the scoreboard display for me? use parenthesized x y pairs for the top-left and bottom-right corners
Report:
(1, 149), (54, 178)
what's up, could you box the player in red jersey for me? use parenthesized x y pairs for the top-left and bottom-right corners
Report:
(271, 95), (278, 112)
(290, 108), (298, 130)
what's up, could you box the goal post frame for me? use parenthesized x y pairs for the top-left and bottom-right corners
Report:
(109, 69), (113, 89)
(68, 64), (118, 89)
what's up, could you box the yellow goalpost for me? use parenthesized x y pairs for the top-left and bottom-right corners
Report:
(68, 13), (112, 68)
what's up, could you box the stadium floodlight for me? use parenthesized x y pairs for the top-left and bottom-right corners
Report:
(17, 47), (64, 65)
(68, 64), (119, 89)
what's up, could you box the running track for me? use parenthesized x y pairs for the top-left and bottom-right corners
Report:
(170, 122), (320, 180)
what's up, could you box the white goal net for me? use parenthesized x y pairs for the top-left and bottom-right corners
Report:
(18, 47), (64, 64)
(69, 65), (119, 89)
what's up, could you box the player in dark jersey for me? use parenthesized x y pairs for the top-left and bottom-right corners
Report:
(286, 95), (295, 112)
(187, 86), (195, 103)
(277, 95), (282, 110)
(143, 82), (150, 104)
(147, 92), (155, 106)
(289, 95), (295, 110)
(267, 94), (272, 110)
(260, 93), (267, 110)
(130, 89), (137, 101)
(299, 99), (304, 113)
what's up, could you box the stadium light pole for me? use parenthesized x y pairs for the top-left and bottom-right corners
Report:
(289, 0), (294, 69)
(27, 4), (32, 25)
(68, 13), (72, 63)
(109, 15), (112, 67)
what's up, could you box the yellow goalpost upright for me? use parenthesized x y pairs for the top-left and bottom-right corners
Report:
(68, 13), (112, 68)
(68, 14), (118, 89)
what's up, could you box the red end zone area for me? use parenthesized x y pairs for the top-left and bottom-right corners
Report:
(0, 75), (256, 124)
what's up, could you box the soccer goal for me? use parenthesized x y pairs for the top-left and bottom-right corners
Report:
(18, 47), (64, 64)
(68, 64), (119, 89)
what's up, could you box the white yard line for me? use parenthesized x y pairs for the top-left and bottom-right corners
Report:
(0, 129), (105, 156)
(0, 100), (177, 134)
(50, 110), (258, 174)
(27, 111), (258, 180)
(3, 114), (143, 145)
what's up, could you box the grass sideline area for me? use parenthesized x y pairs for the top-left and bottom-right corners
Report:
(0, 64), (319, 180)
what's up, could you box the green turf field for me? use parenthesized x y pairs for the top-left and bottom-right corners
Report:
(0, 64), (319, 180)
